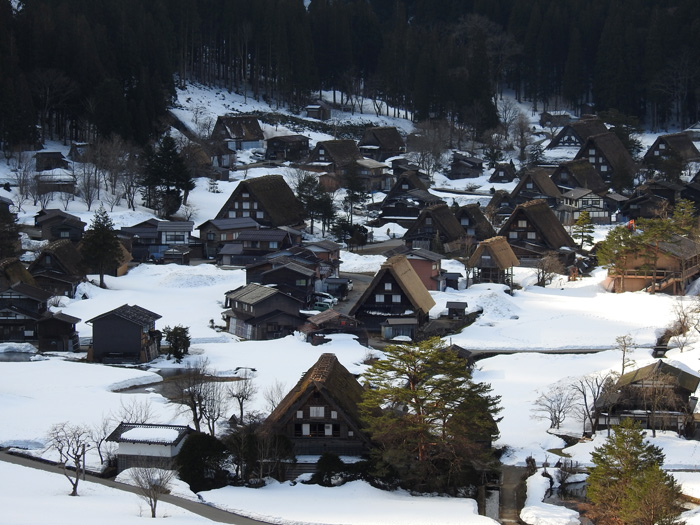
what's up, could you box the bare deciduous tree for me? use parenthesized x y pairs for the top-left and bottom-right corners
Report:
(532, 382), (577, 430)
(89, 415), (117, 467)
(535, 252), (565, 287)
(114, 398), (154, 425)
(129, 466), (176, 518)
(636, 372), (688, 438)
(571, 371), (619, 435)
(228, 369), (258, 424)
(616, 334), (636, 376)
(76, 162), (98, 211)
(46, 422), (90, 496)
(202, 380), (229, 437)
(263, 379), (287, 414)
(171, 358), (212, 433)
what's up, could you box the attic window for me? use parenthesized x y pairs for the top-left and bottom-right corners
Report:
(331, 411), (337, 419)
(517, 220), (527, 228)
(242, 192), (249, 198)
(296, 410), (303, 419)
(384, 283), (392, 291)
(310, 406), (324, 418)
(392, 295), (401, 303)
(425, 217), (432, 225)
(59, 231), (70, 238)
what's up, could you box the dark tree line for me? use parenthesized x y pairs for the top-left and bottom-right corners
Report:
(3, 0), (700, 154)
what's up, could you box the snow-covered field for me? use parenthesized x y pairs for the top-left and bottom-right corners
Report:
(3, 83), (700, 524)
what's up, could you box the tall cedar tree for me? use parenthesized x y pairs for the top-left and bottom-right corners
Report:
(143, 135), (194, 217)
(80, 206), (123, 289)
(636, 217), (675, 294)
(163, 324), (191, 363)
(586, 418), (684, 525)
(360, 337), (501, 493)
(572, 210), (595, 249)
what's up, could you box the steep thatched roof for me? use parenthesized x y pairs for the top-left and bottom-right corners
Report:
(467, 236), (520, 269)
(548, 116), (608, 148)
(312, 139), (363, 167)
(644, 132), (700, 163)
(265, 353), (367, 438)
(359, 126), (405, 151)
(349, 255), (436, 317)
(29, 239), (84, 277)
(555, 159), (607, 193)
(0, 258), (36, 288)
(455, 204), (497, 240)
(577, 132), (637, 177)
(212, 115), (264, 141)
(511, 167), (561, 199)
(404, 203), (466, 243)
(215, 174), (306, 227)
(499, 199), (576, 249)
(617, 360), (700, 393)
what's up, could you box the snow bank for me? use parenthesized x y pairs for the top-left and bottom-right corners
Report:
(520, 469), (579, 525)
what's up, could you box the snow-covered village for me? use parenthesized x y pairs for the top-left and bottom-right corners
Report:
(5, 2), (700, 524)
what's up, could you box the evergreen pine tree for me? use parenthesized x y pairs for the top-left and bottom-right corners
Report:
(80, 205), (123, 289)
(572, 211), (594, 249)
(587, 418), (684, 525)
(0, 206), (20, 258)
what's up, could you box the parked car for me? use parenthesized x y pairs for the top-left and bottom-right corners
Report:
(312, 301), (331, 311)
(314, 292), (338, 305)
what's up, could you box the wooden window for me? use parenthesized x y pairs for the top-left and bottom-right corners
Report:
(375, 294), (384, 303)
(509, 231), (517, 239)
(310, 406), (324, 418)
(302, 423), (310, 435)
(296, 410), (303, 419)
(331, 411), (337, 419)
(324, 424), (333, 436)
(384, 283), (392, 291)
(517, 220), (527, 228)
(527, 232), (536, 240)
(392, 295), (401, 303)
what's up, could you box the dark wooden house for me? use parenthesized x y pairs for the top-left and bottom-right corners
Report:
(403, 203), (467, 254)
(358, 126), (406, 161)
(466, 236), (520, 287)
(0, 282), (80, 351)
(265, 134), (310, 161)
(304, 240), (342, 278)
(210, 115), (264, 151)
(550, 159), (607, 195)
(448, 152), (484, 179)
(87, 304), (162, 364)
(246, 261), (317, 306)
(34, 151), (69, 172)
(510, 167), (560, 207)
(299, 310), (364, 345)
(215, 174), (306, 229)
(218, 228), (300, 266)
(455, 204), (497, 242)
(489, 162), (517, 183)
(560, 188), (610, 225)
(643, 132), (700, 166)
(34, 209), (86, 243)
(498, 199), (577, 265)
(485, 190), (517, 227)
(305, 139), (363, 176)
(547, 116), (608, 149)
(264, 353), (371, 458)
(222, 283), (305, 340)
(349, 255), (436, 338)
(574, 132), (637, 188)
(28, 239), (85, 298)
(595, 360), (700, 435)
(197, 217), (261, 259)
(539, 111), (571, 128)
(380, 171), (443, 226)
(305, 100), (332, 120)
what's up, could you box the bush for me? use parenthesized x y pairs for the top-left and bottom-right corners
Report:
(175, 432), (229, 492)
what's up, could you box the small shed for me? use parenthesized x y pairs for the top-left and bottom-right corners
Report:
(106, 423), (192, 472)
(445, 301), (468, 319)
(381, 317), (418, 340)
(305, 100), (332, 121)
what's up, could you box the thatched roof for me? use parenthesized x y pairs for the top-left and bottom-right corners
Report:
(215, 174), (306, 227)
(359, 126), (405, 151)
(29, 239), (84, 277)
(548, 116), (608, 148)
(455, 204), (497, 240)
(499, 199), (576, 249)
(644, 132), (700, 163)
(467, 236), (520, 269)
(577, 132), (637, 176)
(404, 203), (466, 243)
(617, 360), (700, 393)
(511, 167), (561, 199)
(212, 115), (264, 141)
(312, 140), (363, 167)
(554, 159), (607, 193)
(350, 255), (436, 317)
(265, 353), (367, 438)
(0, 258), (36, 288)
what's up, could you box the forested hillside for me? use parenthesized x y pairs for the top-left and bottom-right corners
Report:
(2, 0), (700, 150)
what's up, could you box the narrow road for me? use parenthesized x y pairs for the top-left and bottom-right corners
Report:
(500, 466), (527, 524)
(0, 450), (270, 525)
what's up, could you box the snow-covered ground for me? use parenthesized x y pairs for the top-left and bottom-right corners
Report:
(3, 83), (700, 524)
